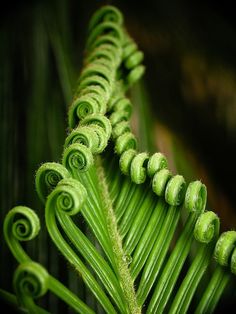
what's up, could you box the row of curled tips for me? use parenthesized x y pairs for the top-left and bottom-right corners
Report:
(86, 6), (124, 51)
(68, 6), (124, 129)
(194, 212), (236, 274)
(119, 34), (145, 88)
(63, 114), (113, 173)
(119, 147), (207, 213)
(151, 158), (207, 210)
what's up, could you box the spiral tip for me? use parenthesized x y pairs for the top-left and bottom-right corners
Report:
(194, 211), (219, 243)
(88, 5), (123, 33)
(185, 181), (207, 213)
(147, 152), (168, 178)
(35, 162), (70, 204)
(214, 231), (236, 273)
(165, 175), (186, 206)
(130, 152), (149, 184)
(115, 132), (137, 155)
(119, 149), (137, 176)
(62, 143), (94, 173)
(14, 262), (49, 299)
(80, 113), (112, 139)
(4, 206), (41, 243)
(48, 178), (87, 216)
(152, 168), (172, 197)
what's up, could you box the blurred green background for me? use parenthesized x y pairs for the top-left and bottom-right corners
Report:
(1, 0), (236, 312)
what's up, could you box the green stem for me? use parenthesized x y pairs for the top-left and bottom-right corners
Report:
(73, 169), (116, 266)
(137, 205), (180, 306)
(195, 266), (231, 314)
(130, 197), (167, 280)
(48, 276), (94, 314)
(169, 243), (214, 314)
(56, 211), (126, 312)
(147, 213), (198, 313)
(119, 184), (149, 237)
(97, 157), (141, 314)
(45, 194), (117, 314)
(123, 189), (156, 254)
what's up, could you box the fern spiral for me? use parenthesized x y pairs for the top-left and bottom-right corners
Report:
(14, 262), (49, 300)
(4, 206), (40, 263)
(214, 231), (236, 274)
(62, 143), (94, 173)
(35, 162), (71, 203)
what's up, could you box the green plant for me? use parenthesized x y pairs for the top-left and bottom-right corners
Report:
(0, 5), (235, 313)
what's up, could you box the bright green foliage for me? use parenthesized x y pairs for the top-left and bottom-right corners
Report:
(1, 5), (235, 314)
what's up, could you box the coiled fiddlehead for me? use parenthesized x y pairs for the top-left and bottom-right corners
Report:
(119, 149), (137, 176)
(214, 231), (236, 274)
(65, 126), (97, 149)
(62, 143), (94, 174)
(70, 85), (108, 127)
(69, 94), (100, 124)
(86, 21), (123, 51)
(87, 36), (122, 68)
(147, 152), (168, 177)
(115, 132), (137, 155)
(130, 152), (149, 184)
(65, 124), (108, 155)
(85, 46), (118, 69)
(79, 63), (113, 86)
(185, 181), (207, 213)
(109, 110), (130, 127)
(14, 262), (49, 300)
(121, 34), (145, 89)
(112, 120), (131, 139)
(79, 113), (112, 139)
(78, 74), (111, 97)
(112, 97), (132, 118)
(48, 178), (87, 216)
(165, 175), (186, 206)
(35, 162), (71, 204)
(152, 168), (172, 196)
(69, 77), (111, 128)
(194, 211), (220, 243)
(4, 206), (40, 263)
(88, 5), (123, 32)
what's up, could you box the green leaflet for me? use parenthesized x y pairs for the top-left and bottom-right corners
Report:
(1, 4), (235, 314)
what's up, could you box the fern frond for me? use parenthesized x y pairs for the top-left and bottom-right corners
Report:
(1, 4), (235, 314)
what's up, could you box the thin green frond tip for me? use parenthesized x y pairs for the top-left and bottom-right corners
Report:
(62, 142), (94, 173)
(194, 211), (219, 243)
(14, 262), (49, 300)
(214, 231), (236, 274)
(50, 178), (87, 216)
(4, 206), (40, 263)
(35, 162), (71, 204)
